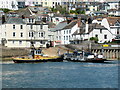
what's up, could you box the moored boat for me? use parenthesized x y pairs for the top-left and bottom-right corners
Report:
(12, 49), (63, 63)
(63, 51), (108, 63)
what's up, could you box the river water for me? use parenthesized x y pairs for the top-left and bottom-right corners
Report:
(1, 60), (119, 88)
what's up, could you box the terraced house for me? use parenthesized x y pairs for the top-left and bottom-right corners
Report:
(1, 17), (49, 48)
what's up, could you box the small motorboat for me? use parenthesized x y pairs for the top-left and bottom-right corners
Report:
(12, 49), (63, 63)
(63, 51), (108, 63)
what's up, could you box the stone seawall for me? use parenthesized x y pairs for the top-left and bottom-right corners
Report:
(65, 44), (120, 60)
(0, 45), (29, 58)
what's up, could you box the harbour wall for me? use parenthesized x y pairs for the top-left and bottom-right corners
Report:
(91, 48), (120, 60)
(65, 44), (120, 60)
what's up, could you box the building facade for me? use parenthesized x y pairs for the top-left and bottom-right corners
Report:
(0, 0), (18, 10)
(1, 17), (49, 48)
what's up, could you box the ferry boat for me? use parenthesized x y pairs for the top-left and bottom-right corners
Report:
(12, 48), (63, 63)
(63, 51), (107, 63)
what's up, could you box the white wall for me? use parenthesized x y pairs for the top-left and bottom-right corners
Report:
(1, 23), (49, 48)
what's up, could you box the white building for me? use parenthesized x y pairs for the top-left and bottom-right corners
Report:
(0, 0), (18, 10)
(56, 20), (79, 44)
(1, 17), (49, 48)
(71, 17), (120, 44)
(52, 17), (66, 25)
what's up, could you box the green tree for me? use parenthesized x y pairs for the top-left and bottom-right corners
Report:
(76, 8), (85, 14)
(90, 37), (99, 43)
(0, 8), (11, 13)
(70, 10), (77, 14)
(51, 8), (57, 13)
(51, 6), (69, 15)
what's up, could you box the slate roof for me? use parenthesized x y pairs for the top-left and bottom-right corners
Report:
(6, 17), (26, 24)
(72, 23), (107, 35)
(62, 20), (77, 30)
(106, 17), (120, 26)
(17, 8), (34, 18)
(50, 21), (67, 31)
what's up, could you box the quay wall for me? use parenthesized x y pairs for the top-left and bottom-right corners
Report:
(65, 44), (120, 60)
(91, 48), (120, 60)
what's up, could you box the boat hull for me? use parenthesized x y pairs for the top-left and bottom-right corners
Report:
(66, 58), (107, 63)
(13, 57), (63, 63)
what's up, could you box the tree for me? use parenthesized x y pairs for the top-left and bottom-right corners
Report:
(70, 10), (77, 14)
(90, 37), (99, 43)
(50, 6), (69, 15)
(76, 8), (85, 14)
(0, 8), (11, 13)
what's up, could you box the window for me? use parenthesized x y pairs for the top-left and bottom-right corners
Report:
(20, 32), (23, 37)
(95, 34), (98, 38)
(29, 32), (34, 37)
(69, 35), (70, 40)
(59, 31), (61, 34)
(39, 32), (41, 37)
(69, 30), (71, 34)
(19, 41), (22, 44)
(100, 29), (102, 33)
(30, 25), (33, 29)
(12, 41), (14, 44)
(31, 32), (34, 37)
(20, 25), (23, 29)
(117, 29), (119, 35)
(5, 32), (6, 36)
(67, 30), (68, 34)
(13, 32), (15, 37)
(64, 31), (65, 34)
(56, 36), (58, 40)
(13, 25), (15, 29)
(32, 19), (34, 23)
(36, 2), (38, 4)
(41, 32), (44, 37)
(29, 32), (31, 37)
(64, 36), (65, 40)
(29, 19), (31, 22)
(40, 25), (43, 29)
(59, 36), (61, 40)
(66, 36), (68, 40)
(45, 2), (47, 5)
(104, 35), (107, 39)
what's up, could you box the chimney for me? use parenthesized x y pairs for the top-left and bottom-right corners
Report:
(85, 21), (88, 33)
(77, 17), (81, 27)
(22, 15), (25, 19)
(66, 17), (72, 24)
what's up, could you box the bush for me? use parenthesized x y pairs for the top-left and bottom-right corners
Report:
(90, 37), (99, 43)
(0, 8), (11, 13)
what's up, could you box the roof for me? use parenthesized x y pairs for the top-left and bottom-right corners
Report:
(62, 20), (77, 30)
(106, 17), (120, 26)
(17, 8), (34, 18)
(50, 21), (67, 31)
(72, 23), (107, 35)
(6, 17), (26, 24)
(48, 22), (56, 28)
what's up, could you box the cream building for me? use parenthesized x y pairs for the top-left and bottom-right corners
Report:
(0, 0), (18, 10)
(1, 17), (49, 48)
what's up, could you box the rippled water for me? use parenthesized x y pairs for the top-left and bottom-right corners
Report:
(1, 60), (119, 88)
